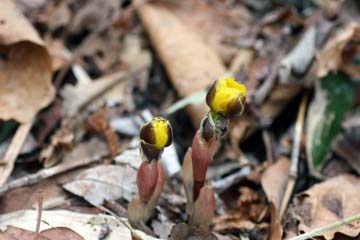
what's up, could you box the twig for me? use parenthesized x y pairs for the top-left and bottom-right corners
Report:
(262, 130), (275, 165)
(279, 93), (308, 220)
(0, 122), (33, 187)
(34, 190), (43, 240)
(0, 153), (105, 196)
(289, 213), (360, 240)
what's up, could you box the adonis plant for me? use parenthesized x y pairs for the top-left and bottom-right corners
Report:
(128, 78), (246, 237)
(127, 117), (172, 230)
(181, 77), (246, 234)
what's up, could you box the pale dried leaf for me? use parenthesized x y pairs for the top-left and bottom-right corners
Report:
(137, 3), (226, 127)
(0, 210), (157, 240)
(63, 164), (137, 205)
(0, 0), (55, 123)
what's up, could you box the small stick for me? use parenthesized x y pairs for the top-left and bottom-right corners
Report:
(289, 213), (360, 240)
(279, 94), (308, 220)
(0, 153), (105, 196)
(0, 122), (33, 187)
(262, 130), (275, 165)
(34, 190), (43, 240)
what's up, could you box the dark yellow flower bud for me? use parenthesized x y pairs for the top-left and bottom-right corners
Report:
(206, 77), (246, 118)
(140, 117), (173, 161)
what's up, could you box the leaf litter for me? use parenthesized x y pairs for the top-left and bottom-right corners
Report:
(0, 0), (360, 239)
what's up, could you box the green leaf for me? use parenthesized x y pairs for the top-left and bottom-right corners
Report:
(0, 121), (18, 144)
(162, 89), (207, 115)
(306, 72), (357, 174)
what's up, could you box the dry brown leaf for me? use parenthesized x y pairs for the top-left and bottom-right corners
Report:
(317, 23), (360, 79)
(137, 3), (226, 127)
(86, 107), (121, 158)
(294, 174), (360, 240)
(261, 157), (291, 240)
(0, 225), (84, 240)
(0, 0), (55, 123)
(0, 138), (108, 214)
(261, 157), (290, 210)
(0, 210), (157, 240)
(40, 120), (74, 168)
(40, 227), (84, 240)
(0, 226), (50, 240)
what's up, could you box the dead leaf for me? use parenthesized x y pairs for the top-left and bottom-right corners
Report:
(86, 107), (121, 159)
(137, 3), (226, 127)
(0, 210), (157, 240)
(293, 174), (360, 240)
(317, 23), (360, 79)
(0, 226), (85, 240)
(261, 157), (290, 210)
(61, 71), (130, 117)
(0, 226), (49, 240)
(314, 0), (344, 18)
(40, 120), (74, 168)
(332, 111), (360, 174)
(40, 227), (84, 240)
(0, 138), (108, 214)
(0, 0), (55, 124)
(261, 157), (291, 240)
(63, 164), (137, 205)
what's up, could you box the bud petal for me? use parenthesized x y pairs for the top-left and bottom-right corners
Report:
(140, 117), (173, 149)
(137, 161), (158, 203)
(191, 185), (215, 230)
(206, 77), (246, 118)
(191, 131), (217, 201)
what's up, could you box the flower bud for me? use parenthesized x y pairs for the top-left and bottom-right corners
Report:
(206, 77), (246, 118)
(140, 117), (173, 161)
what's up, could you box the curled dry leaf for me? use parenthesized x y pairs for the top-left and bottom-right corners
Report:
(293, 174), (360, 240)
(86, 107), (121, 158)
(317, 23), (360, 79)
(0, 0), (55, 123)
(137, 3), (226, 127)
(40, 120), (74, 168)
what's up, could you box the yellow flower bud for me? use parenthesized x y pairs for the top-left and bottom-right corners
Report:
(140, 117), (173, 161)
(206, 77), (246, 118)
